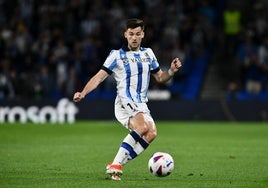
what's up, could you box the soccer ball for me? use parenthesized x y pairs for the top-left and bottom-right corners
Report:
(148, 152), (174, 177)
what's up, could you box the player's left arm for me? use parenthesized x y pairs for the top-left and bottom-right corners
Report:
(152, 58), (182, 83)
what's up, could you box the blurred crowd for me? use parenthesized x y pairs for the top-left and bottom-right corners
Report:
(222, 0), (268, 99)
(0, 0), (267, 100)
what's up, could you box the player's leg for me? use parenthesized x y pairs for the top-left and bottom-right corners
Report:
(121, 112), (157, 164)
(129, 112), (157, 143)
(111, 112), (157, 165)
(106, 101), (131, 180)
(106, 101), (157, 180)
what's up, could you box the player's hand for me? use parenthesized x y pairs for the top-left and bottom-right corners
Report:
(170, 58), (182, 73)
(73, 92), (84, 102)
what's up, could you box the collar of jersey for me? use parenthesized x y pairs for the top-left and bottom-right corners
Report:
(122, 44), (140, 52)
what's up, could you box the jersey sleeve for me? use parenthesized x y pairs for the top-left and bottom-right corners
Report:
(147, 48), (160, 73)
(101, 50), (117, 75)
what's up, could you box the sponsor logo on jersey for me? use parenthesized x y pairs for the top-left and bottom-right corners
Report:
(130, 58), (149, 63)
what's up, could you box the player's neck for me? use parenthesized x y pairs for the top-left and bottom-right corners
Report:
(128, 45), (140, 51)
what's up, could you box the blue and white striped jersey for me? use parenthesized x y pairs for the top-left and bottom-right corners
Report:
(102, 45), (160, 103)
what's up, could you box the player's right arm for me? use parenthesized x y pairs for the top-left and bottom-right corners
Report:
(73, 69), (109, 102)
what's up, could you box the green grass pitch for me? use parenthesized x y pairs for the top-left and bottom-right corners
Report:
(1, 121), (268, 188)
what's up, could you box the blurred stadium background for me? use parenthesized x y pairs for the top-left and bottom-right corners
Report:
(1, 0), (268, 122)
(1, 2), (268, 187)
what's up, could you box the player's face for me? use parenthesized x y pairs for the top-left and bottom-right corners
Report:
(124, 27), (144, 51)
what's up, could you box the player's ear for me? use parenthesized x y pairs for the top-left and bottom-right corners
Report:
(124, 31), (127, 39)
(141, 31), (144, 38)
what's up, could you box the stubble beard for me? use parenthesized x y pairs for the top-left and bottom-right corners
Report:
(129, 43), (140, 51)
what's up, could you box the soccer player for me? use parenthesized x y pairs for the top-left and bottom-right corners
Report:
(73, 18), (182, 180)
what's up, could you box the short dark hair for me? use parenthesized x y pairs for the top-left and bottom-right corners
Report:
(125, 18), (144, 30)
